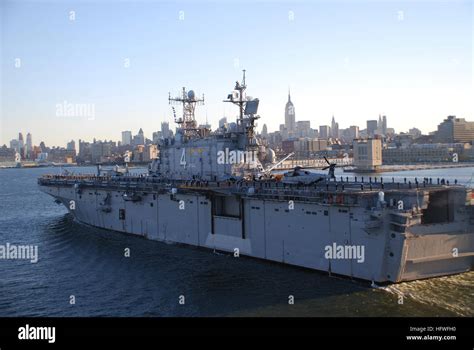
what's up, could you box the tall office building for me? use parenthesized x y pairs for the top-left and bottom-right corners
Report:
(284, 90), (296, 133)
(219, 117), (228, 129)
(331, 116), (339, 139)
(367, 120), (378, 137)
(319, 125), (331, 139)
(121, 131), (132, 145)
(349, 125), (359, 140)
(131, 129), (145, 146)
(296, 121), (311, 138)
(152, 131), (162, 143)
(382, 115), (387, 135)
(10, 139), (20, 153)
(18, 132), (25, 157)
(67, 140), (76, 151)
(435, 115), (474, 143)
(26, 133), (33, 159)
(161, 122), (170, 139)
(137, 128), (145, 145)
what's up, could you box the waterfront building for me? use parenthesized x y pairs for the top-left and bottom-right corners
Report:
(435, 116), (474, 143)
(382, 143), (470, 164)
(0, 145), (16, 162)
(353, 138), (382, 171)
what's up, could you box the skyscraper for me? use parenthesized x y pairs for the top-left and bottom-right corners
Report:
(284, 90), (296, 133)
(9, 139), (20, 153)
(319, 125), (331, 139)
(367, 120), (378, 137)
(131, 128), (145, 146)
(349, 126), (359, 140)
(296, 121), (311, 138)
(67, 140), (76, 151)
(152, 131), (163, 143)
(137, 128), (145, 145)
(26, 133), (33, 159)
(331, 116), (339, 139)
(18, 132), (25, 158)
(219, 117), (227, 129)
(161, 122), (170, 139)
(435, 115), (474, 143)
(121, 131), (132, 146)
(261, 124), (268, 138)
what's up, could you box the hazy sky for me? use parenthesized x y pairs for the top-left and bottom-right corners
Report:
(1, 0), (472, 147)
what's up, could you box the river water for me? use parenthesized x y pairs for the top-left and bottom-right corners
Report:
(0, 166), (472, 316)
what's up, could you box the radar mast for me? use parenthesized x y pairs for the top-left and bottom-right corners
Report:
(223, 70), (260, 139)
(169, 87), (205, 139)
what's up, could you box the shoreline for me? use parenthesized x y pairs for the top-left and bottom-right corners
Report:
(2, 162), (474, 173)
(0, 163), (149, 170)
(346, 163), (474, 173)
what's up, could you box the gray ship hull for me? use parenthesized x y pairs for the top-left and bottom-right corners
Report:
(39, 179), (474, 283)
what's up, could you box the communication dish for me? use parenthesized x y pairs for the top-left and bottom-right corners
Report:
(188, 90), (195, 100)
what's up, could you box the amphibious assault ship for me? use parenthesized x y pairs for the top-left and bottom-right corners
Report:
(38, 72), (474, 283)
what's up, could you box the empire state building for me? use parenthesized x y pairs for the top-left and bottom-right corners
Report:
(284, 91), (296, 133)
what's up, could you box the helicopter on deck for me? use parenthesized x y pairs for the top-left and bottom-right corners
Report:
(280, 157), (337, 185)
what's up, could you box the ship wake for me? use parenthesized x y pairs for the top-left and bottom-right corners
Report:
(379, 272), (474, 316)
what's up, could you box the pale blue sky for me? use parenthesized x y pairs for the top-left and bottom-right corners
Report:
(1, 0), (473, 146)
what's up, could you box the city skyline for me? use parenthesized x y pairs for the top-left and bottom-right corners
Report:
(2, 90), (472, 148)
(2, 1), (472, 146)
(6, 112), (473, 153)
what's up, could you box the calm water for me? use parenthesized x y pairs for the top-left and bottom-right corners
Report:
(0, 166), (473, 317)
